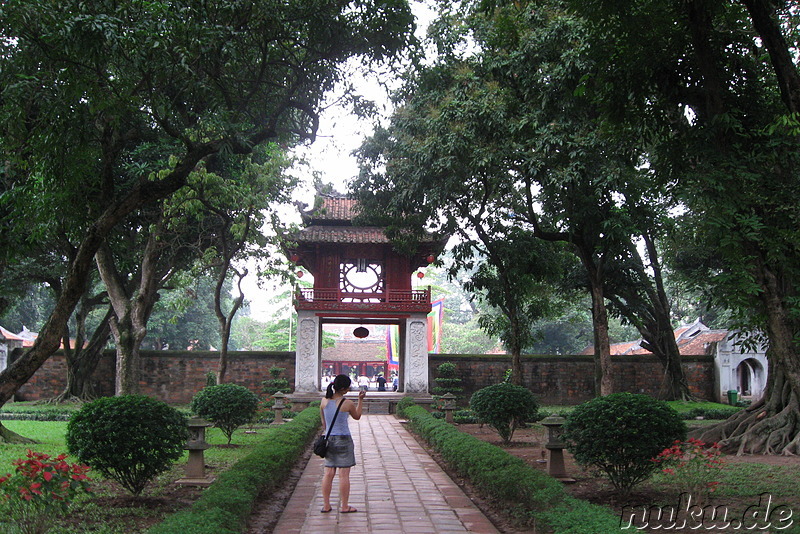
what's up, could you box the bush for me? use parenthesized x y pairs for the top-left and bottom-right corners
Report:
(66, 395), (188, 496)
(395, 395), (416, 419)
(562, 392), (686, 494)
(149, 405), (320, 534)
(469, 383), (538, 444)
(402, 402), (620, 532)
(191, 384), (260, 444)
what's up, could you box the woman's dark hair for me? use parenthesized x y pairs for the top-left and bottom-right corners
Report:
(325, 374), (352, 398)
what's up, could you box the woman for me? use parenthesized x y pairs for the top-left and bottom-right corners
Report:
(320, 373), (365, 514)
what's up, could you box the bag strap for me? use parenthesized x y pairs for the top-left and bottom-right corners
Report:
(324, 397), (346, 439)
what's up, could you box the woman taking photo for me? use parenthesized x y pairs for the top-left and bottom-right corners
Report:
(320, 374), (365, 513)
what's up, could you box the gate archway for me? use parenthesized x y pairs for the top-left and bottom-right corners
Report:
(285, 195), (448, 400)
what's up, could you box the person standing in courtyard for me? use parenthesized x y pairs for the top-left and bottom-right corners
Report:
(320, 374), (365, 514)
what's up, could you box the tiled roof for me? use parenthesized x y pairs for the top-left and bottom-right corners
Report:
(322, 340), (387, 362)
(0, 326), (24, 342)
(309, 197), (360, 223)
(582, 321), (729, 356)
(295, 226), (391, 244)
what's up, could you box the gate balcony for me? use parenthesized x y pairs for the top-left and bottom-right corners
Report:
(295, 287), (431, 314)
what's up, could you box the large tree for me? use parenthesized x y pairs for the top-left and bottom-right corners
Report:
(566, 0), (800, 453)
(355, 1), (694, 396)
(0, 0), (415, 440)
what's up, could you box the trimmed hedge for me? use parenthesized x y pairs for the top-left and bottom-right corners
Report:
(148, 404), (320, 534)
(402, 403), (622, 533)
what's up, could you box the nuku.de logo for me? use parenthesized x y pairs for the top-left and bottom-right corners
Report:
(619, 492), (793, 531)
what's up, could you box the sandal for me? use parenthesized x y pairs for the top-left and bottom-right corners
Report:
(340, 507), (358, 513)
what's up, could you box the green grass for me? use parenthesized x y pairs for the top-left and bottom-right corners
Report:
(665, 400), (735, 413)
(1, 419), (268, 473)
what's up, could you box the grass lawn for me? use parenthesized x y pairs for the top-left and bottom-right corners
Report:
(0, 419), (272, 534)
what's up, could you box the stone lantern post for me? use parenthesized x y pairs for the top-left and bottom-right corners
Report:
(541, 415), (575, 483)
(176, 418), (215, 486)
(272, 391), (287, 425)
(440, 393), (457, 423)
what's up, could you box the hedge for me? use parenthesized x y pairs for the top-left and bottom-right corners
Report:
(148, 404), (320, 534)
(402, 403), (624, 533)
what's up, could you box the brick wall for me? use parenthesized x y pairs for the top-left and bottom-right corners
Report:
(14, 351), (714, 405)
(15, 351), (296, 404)
(429, 353), (716, 405)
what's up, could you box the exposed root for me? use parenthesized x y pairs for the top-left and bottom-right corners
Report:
(0, 422), (38, 444)
(691, 383), (800, 455)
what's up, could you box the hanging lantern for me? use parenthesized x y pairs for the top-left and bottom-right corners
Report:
(290, 253), (300, 263)
(426, 254), (435, 264)
(353, 326), (369, 338)
(416, 271), (425, 279)
(296, 270), (303, 278)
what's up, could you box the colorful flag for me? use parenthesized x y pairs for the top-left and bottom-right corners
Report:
(386, 325), (400, 373)
(427, 299), (444, 353)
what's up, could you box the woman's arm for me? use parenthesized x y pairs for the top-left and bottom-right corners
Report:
(348, 390), (366, 420)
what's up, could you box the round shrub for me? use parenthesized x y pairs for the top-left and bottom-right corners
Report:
(469, 383), (538, 444)
(190, 383), (260, 443)
(561, 392), (687, 494)
(66, 395), (188, 495)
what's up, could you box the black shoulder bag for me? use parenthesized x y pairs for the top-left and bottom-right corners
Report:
(313, 398), (345, 458)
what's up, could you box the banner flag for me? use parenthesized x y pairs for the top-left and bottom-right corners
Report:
(427, 299), (444, 353)
(386, 325), (400, 372)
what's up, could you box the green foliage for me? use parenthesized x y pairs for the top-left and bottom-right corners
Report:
(148, 406), (319, 534)
(262, 367), (290, 395)
(395, 396), (417, 419)
(403, 405), (620, 532)
(469, 383), (538, 444)
(0, 449), (91, 534)
(432, 361), (463, 399)
(562, 393), (686, 494)
(205, 372), (217, 388)
(65, 395), (188, 496)
(190, 384), (259, 444)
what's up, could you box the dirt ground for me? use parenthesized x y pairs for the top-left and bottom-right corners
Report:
(443, 423), (800, 534)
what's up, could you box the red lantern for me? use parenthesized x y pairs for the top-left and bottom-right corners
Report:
(416, 272), (424, 279)
(290, 253), (300, 263)
(296, 270), (304, 278)
(353, 326), (369, 338)
(426, 254), (435, 264)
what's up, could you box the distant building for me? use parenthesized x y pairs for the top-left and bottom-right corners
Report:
(583, 319), (768, 403)
(0, 326), (25, 372)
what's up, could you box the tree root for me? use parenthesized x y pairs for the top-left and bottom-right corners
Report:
(691, 390), (800, 455)
(0, 422), (38, 444)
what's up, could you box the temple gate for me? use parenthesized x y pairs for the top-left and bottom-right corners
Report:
(286, 195), (447, 400)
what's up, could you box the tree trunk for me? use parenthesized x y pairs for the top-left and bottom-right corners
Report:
(0, 144), (215, 409)
(51, 307), (112, 403)
(0, 422), (38, 444)
(589, 280), (614, 396)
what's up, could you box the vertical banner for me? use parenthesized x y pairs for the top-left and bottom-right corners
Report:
(427, 299), (444, 353)
(386, 325), (400, 373)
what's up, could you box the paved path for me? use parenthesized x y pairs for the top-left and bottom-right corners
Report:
(271, 414), (500, 534)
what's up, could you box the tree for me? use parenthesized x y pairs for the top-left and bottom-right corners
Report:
(355, 2), (680, 395)
(0, 0), (416, 440)
(565, 0), (800, 452)
(181, 145), (296, 382)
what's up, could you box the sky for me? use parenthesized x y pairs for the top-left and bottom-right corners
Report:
(241, 2), (437, 321)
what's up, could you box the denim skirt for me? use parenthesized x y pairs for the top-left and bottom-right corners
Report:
(324, 435), (356, 468)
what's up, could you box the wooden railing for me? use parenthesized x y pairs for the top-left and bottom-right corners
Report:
(296, 287), (431, 312)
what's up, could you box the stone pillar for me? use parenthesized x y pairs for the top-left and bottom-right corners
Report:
(404, 314), (429, 394)
(294, 311), (321, 394)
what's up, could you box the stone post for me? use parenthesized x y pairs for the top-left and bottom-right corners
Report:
(272, 391), (286, 425)
(441, 393), (456, 423)
(176, 418), (215, 486)
(541, 415), (575, 483)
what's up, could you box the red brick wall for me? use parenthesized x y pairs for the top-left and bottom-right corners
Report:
(14, 351), (714, 405)
(429, 354), (716, 405)
(15, 351), (296, 404)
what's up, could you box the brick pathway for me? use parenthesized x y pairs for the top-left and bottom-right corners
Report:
(271, 414), (500, 534)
